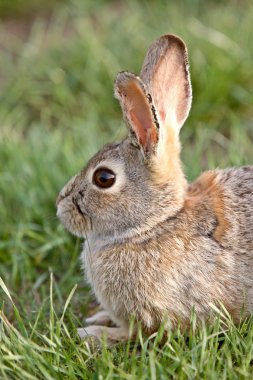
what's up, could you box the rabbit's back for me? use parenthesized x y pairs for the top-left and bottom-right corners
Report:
(185, 165), (253, 312)
(219, 165), (253, 242)
(220, 166), (253, 304)
(188, 166), (253, 249)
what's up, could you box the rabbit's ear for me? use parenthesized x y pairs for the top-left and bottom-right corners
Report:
(114, 72), (159, 154)
(140, 34), (192, 134)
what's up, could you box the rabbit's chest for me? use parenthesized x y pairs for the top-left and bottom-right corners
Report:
(81, 237), (162, 320)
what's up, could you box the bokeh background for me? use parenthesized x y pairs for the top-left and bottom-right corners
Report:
(0, 0), (253, 377)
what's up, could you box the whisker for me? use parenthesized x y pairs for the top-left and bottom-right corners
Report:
(44, 213), (58, 222)
(84, 228), (94, 286)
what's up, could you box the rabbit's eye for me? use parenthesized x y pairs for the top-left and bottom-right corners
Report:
(93, 168), (116, 188)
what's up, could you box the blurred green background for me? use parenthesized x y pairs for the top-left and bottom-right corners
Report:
(0, 0), (253, 377)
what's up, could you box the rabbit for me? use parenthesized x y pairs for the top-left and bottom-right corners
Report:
(56, 34), (253, 342)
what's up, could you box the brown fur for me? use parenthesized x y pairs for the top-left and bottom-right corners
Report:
(185, 171), (231, 244)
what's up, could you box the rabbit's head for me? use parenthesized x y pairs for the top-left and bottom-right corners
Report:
(56, 35), (192, 239)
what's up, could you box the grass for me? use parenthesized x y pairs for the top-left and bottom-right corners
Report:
(0, 0), (253, 378)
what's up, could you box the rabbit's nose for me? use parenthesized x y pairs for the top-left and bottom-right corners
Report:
(56, 192), (64, 206)
(56, 174), (78, 206)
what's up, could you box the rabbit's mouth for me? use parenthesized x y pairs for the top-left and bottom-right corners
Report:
(72, 196), (85, 217)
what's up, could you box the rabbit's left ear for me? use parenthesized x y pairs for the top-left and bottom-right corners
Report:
(140, 34), (192, 134)
(138, 34), (191, 188)
(114, 72), (159, 155)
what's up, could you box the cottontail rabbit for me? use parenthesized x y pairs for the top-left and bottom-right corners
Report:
(57, 34), (253, 342)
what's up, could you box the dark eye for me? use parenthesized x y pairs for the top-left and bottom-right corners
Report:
(93, 168), (116, 188)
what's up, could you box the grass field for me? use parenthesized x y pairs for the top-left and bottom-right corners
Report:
(0, 0), (253, 378)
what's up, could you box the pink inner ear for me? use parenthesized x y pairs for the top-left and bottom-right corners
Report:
(159, 109), (166, 123)
(130, 111), (147, 147)
(140, 35), (192, 131)
(122, 79), (158, 150)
